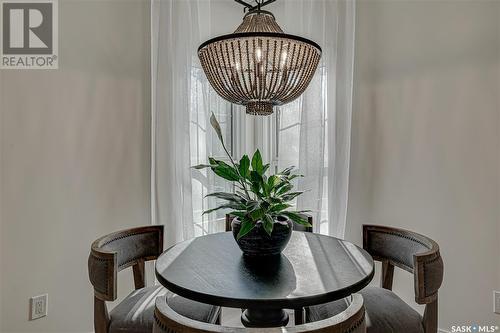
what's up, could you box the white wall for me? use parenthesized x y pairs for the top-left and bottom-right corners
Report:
(346, 0), (500, 331)
(0, 0), (151, 332)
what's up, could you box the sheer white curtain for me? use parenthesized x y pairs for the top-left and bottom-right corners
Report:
(151, 0), (355, 244)
(151, 0), (241, 246)
(327, 1), (356, 238)
(151, 0), (196, 246)
(275, 0), (356, 237)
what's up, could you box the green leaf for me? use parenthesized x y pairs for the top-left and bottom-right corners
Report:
(281, 191), (303, 202)
(280, 166), (295, 175)
(229, 211), (247, 218)
(262, 163), (270, 175)
(192, 164), (212, 169)
(269, 203), (291, 213)
(212, 162), (240, 181)
(259, 200), (270, 211)
(210, 112), (224, 145)
(262, 214), (274, 236)
(276, 183), (293, 196)
(251, 149), (263, 174)
(287, 174), (303, 181)
(267, 196), (283, 204)
(262, 180), (270, 196)
(245, 200), (259, 211)
(250, 170), (263, 184)
(273, 181), (288, 194)
(249, 171), (263, 194)
(282, 211), (312, 227)
(235, 190), (249, 200)
(249, 208), (264, 221)
(203, 203), (245, 215)
(239, 155), (250, 178)
(267, 175), (280, 190)
(205, 192), (245, 203)
(250, 184), (261, 196)
(237, 218), (255, 240)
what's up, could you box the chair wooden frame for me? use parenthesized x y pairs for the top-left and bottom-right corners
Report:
(153, 294), (365, 333)
(88, 225), (164, 333)
(363, 225), (444, 333)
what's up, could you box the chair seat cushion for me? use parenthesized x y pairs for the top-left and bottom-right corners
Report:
(109, 285), (220, 333)
(306, 286), (424, 333)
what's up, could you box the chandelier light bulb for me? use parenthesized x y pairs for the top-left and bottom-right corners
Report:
(255, 48), (263, 62)
(280, 51), (287, 68)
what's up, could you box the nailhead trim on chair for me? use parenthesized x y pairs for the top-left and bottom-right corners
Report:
(371, 229), (430, 249)
(100, 230), (161, 269)
(422, 252), (442, 297)
(368, 229), (433, 272)
(89, 253), (112, 295)
(154, 315), (177, 333)
(101, 230), (159, 247)
(371, 249), (409, 269)
(346, 313), (365, 333)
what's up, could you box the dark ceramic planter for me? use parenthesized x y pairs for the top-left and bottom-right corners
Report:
(231, 215), (293, 257)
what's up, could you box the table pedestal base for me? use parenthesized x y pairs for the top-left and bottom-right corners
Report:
(241, 308), (289, 328)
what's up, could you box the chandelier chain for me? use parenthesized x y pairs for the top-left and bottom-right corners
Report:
(234, 0), (277, 12)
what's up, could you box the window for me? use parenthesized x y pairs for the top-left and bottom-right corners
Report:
(189, 65), (329, 235)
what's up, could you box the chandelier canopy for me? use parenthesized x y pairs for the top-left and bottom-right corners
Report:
(198, 2), (322, 116)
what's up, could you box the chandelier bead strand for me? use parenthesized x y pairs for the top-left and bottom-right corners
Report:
(198, 6), (321, 116)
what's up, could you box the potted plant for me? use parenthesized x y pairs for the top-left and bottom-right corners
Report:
(193, 113), (311, 257)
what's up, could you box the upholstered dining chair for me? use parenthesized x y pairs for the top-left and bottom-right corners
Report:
(88, 226), (221, 333)
(153, 293), (366, 333)
(225, 213), (313, 325)
(306, 225), (444, 333)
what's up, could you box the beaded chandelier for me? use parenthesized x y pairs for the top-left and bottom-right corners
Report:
(198, 0), (322, 116)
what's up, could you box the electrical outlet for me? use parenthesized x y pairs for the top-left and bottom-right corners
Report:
(30, 294), (48, 320)
(494, 291), (500, 314)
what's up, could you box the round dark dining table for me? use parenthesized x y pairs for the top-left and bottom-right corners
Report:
(155, 231), (374, 328)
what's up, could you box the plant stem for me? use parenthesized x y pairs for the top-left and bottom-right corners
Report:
(220, 140), (252, 200)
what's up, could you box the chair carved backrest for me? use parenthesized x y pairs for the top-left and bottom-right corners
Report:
(225, 214), (313, 233)
(363, 224), (443, 333)
(88, 226), (164, 333)
(153, 294), (365, 333)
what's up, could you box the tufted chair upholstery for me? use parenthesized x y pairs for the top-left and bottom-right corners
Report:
(88, 226), (221, 333)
